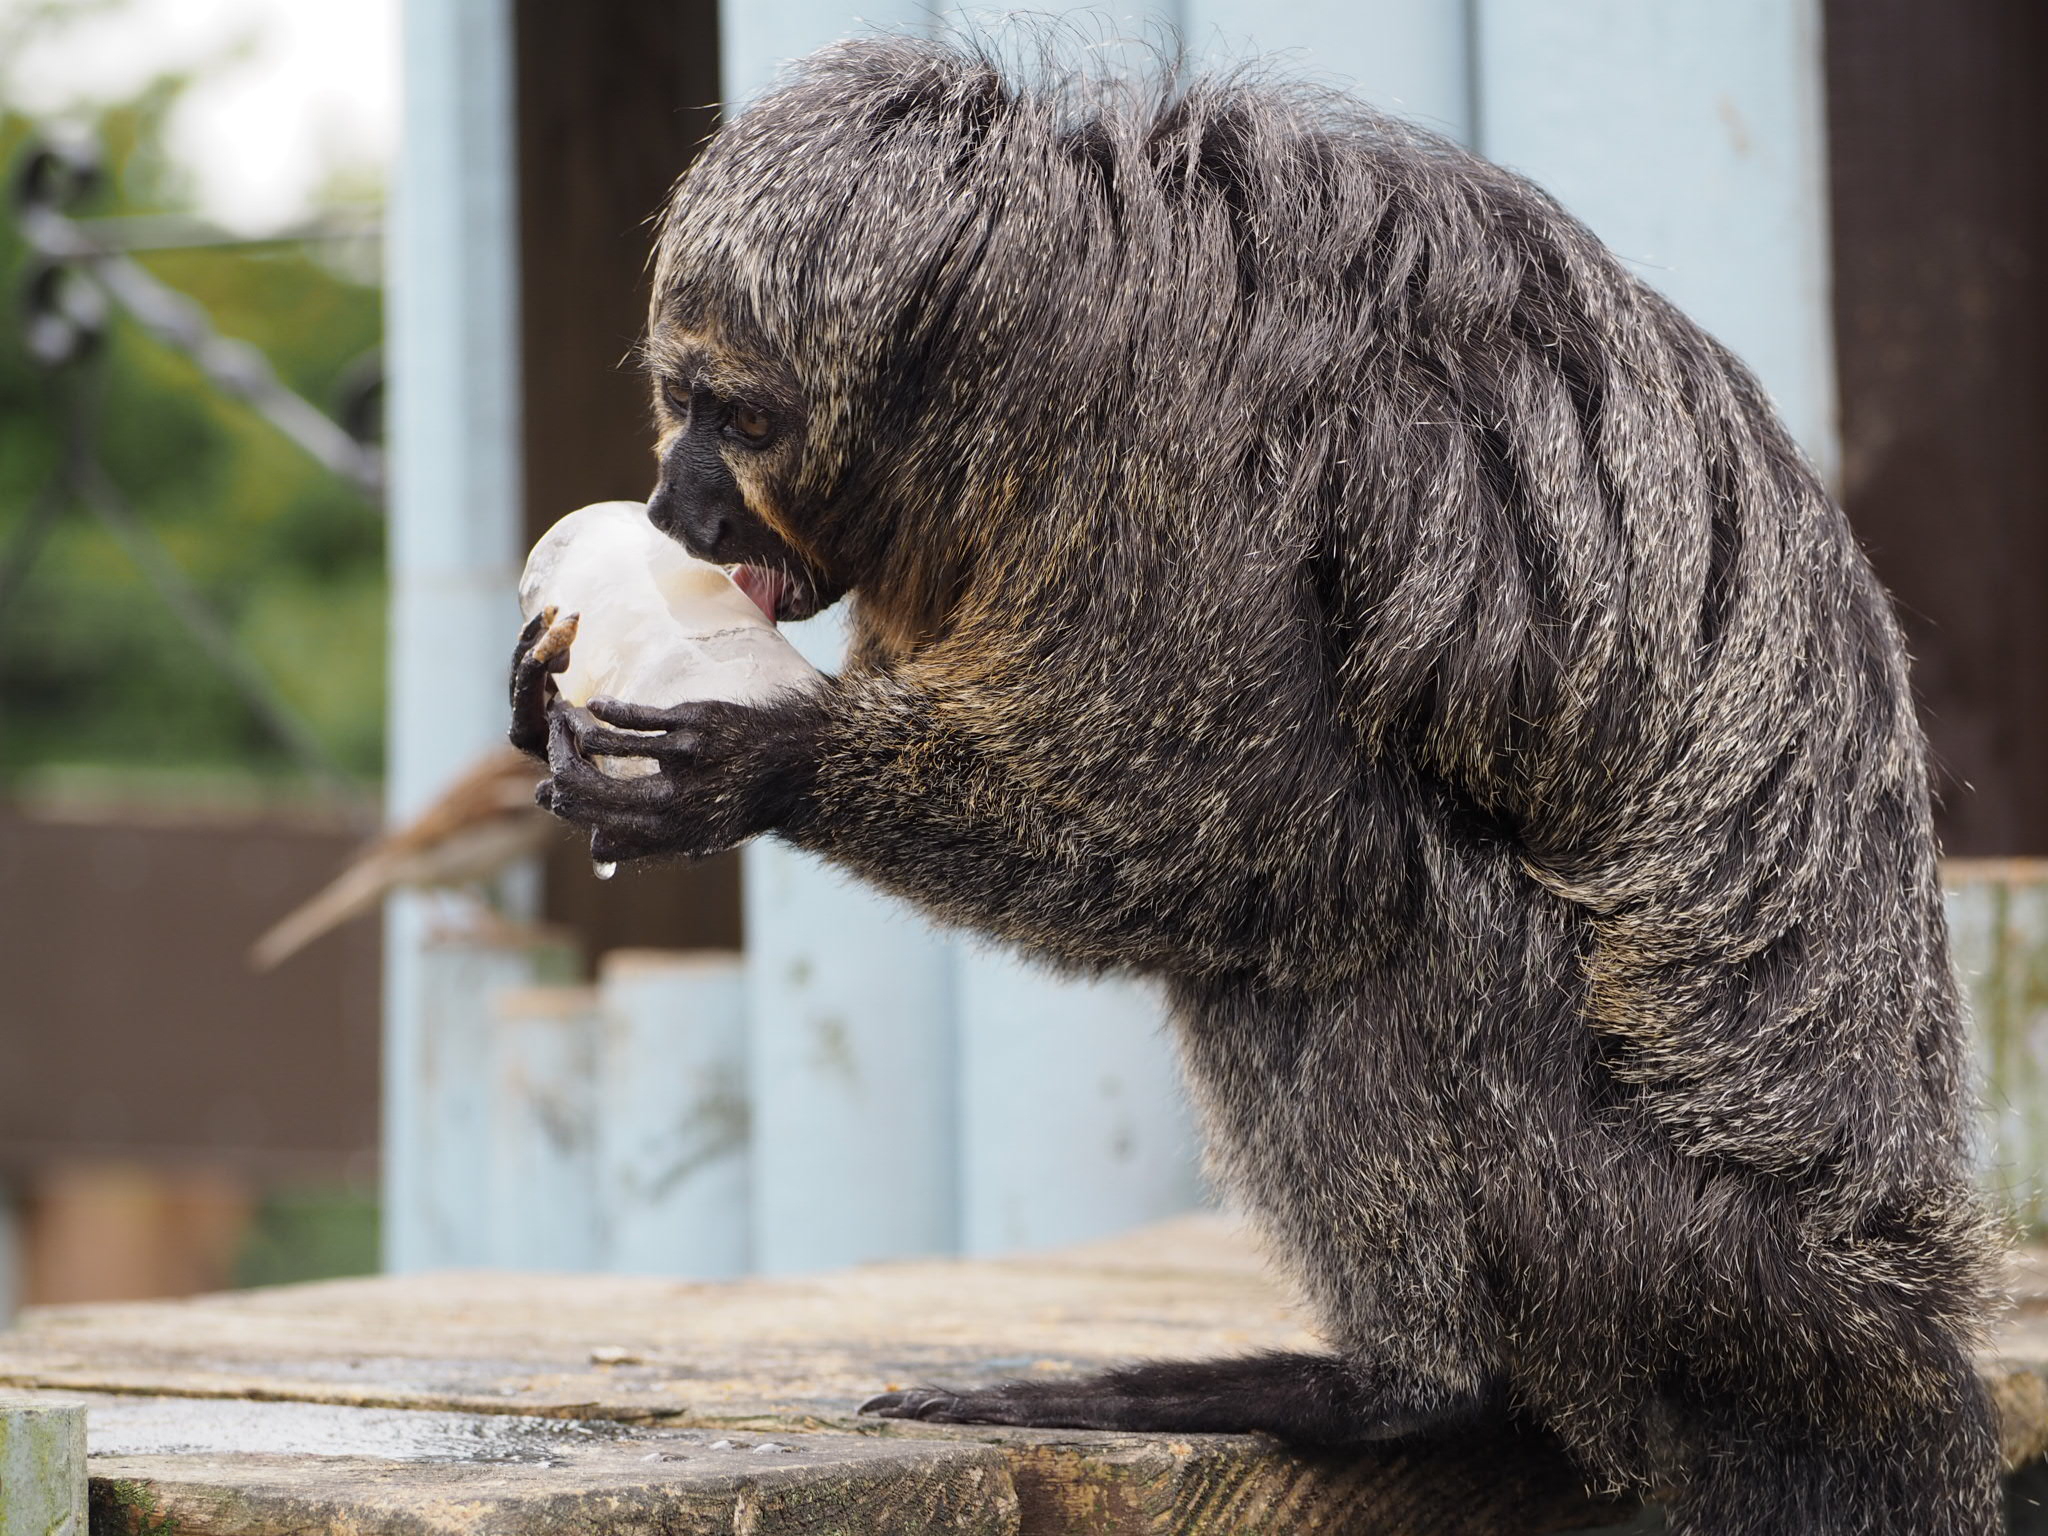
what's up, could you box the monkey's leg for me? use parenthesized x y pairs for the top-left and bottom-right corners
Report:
(1667, 1355), (1999, 1536)
(859, 1352), (1497, 1445)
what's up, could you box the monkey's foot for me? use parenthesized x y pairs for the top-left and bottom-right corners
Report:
(860, 1352), (1494, 1446)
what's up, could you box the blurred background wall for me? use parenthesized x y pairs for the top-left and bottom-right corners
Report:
(0, 0), (394, 1308)
(0, 0), (2041, 1311)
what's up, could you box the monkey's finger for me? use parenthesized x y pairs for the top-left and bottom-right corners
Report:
(546, 700), (586, 777)
(589, 819), (690, 864)
(510, 655), (557, 720)
(587, 695), (712, 732)
(539, 775), (675, 835)
(545, 716), (675, 810)
(510, 612), (577, 756)
(530, 611), (578, 667)
(565, 717), (702, 765)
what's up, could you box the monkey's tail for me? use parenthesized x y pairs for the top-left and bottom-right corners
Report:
(1665, 1354), (2002, 1536)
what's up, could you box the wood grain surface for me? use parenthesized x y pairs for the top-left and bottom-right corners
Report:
(5, 1216), (2045, 1534)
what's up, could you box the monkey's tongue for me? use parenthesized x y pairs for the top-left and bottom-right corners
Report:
(730, 565), (789, 624)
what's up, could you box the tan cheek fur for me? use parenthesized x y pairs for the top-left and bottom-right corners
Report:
(727, 452), (822, 567)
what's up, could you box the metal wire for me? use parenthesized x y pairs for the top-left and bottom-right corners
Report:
(19, 203), (385, 498)
(4, 130), (381, 805)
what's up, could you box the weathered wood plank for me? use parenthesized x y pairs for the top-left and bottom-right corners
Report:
(85, 1431), (1015, 1536)
(20, 1390), (1642, 1536)
(0, 1218), (1303, 1423)
(1, 1219), (2043, 1534)
(0, 1397), (84, 1536)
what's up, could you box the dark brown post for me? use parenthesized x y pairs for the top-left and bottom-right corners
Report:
(513, 0), (740, 950)
(1827, 0), (2048, 856)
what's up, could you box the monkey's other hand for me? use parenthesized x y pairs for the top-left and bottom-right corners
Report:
(509, 607), (577, 758)
(535, 691), (819, 864)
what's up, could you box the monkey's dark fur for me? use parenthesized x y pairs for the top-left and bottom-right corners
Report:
(521, 36), (2004, 1533)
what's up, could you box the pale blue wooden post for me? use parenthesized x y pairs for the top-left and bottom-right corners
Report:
(958, 955), (1202, 1254)
(1946, 865), (2048, 1231)
(725, 1), (966, 1275)
(408, 934), (549, 1266)
(491, 987), (605, 1269)
(944, 0), (1473, 1259)
(597, 951), (752, 1277)
(382, 0), (527, 1274)
(722, 0), (932, 104)
(1182, 0), (1470, 141)
(1471, 0), (1838, 480)
(930, 0), (1211, 1253)
(746, 811), (961, 1273)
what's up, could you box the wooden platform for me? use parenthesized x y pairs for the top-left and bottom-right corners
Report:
(5, 1216), (2048, 1535)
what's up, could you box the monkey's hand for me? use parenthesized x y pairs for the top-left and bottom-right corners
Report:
(534, 692), (819, 864)
(509, 607), (577, 758)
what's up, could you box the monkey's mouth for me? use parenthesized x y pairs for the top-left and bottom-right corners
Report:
(730, 564), (820, 625)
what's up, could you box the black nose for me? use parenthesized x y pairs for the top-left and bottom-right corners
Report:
(645, 486), (727, 558)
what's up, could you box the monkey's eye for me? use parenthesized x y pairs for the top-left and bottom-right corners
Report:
(726, 402), (774, 447)
(660, 378), (694, 422)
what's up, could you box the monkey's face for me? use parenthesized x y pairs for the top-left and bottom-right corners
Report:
(643, 330), (838, 624)
(646, 40), (1134, 651)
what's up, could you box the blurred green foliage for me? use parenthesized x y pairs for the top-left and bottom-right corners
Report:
(233, 1183), (380, 1288)
(0, 75), (385, 792)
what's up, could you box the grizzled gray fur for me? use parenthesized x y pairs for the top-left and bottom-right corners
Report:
(518, 35), (2005, 1534)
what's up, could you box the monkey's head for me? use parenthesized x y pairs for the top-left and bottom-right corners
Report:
(646, 37), (1076, 648)
(645, 35), (1391, 657)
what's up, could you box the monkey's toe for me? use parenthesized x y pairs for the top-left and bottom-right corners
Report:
(858, 1387), (966, 1421)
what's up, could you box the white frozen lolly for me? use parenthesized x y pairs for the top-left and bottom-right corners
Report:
(518, 500), (823, 781)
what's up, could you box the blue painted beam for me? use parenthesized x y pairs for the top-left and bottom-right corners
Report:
(0, 1400), (85, 1536)
(382, 0), (527, 1274)
(722, 0), (1193, 1273)
(597, 951), (752, 1277)
(958, 954), (1202, 1255)
(1182, 0), (1471, 142)
(721, 0), (932, 108)
(399, 934), (554, 1269)
(1471, 0), (1838, 480)
(725, 9), (962, 1278)
(744, 846), (960, 1272)
(491, 986), (605, 1271)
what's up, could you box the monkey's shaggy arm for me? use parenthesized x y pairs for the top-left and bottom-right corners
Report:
(540, 652), (1410, 984)
(795, 673), (1414, 980)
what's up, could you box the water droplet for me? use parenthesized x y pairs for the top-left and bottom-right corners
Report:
(593, 860), (617, 880)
